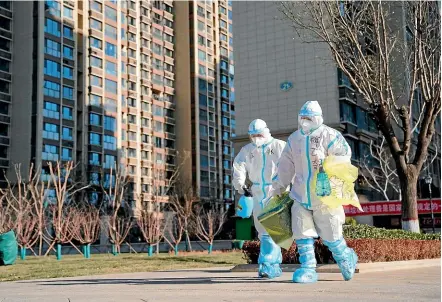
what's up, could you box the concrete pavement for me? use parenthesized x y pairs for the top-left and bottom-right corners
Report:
(0, 265), (440, 302)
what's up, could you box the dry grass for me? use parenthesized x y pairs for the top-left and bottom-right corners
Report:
(0, 251), (246, 282)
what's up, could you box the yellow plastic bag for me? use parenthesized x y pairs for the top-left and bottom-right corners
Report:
(312, 156), (362, 211)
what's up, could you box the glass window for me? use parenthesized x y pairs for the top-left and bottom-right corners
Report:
(91, 0), (102, 12)
(141, 118), (150, 127)
(198, 50), (206, 62)
(104, 98), (117, 112)
(44, 80), (60, 98)
(91, 75), (102, 87)
(105, 42), (117, 57)
(63, 26), (74, 39)
(89, 152), (101, 166)
(164, 19), (173, 28)
(103, 154), (116, 169)
(89, 113), (101, 126)
(200, 155), (209, 168)
(89, 132), (101, 146)
(198, 35), (205, 46)
(104, 135), (116, 150)
(62, 127), (73, 140)
(209, 127), (215, 136)
(220, 60), (228, 70)
(42, 144), (59, 161)
(43, 123), (59, 140)
(89, 94), (101, 107)
(90, 18), (102, 31)
(220, 47), (228, 57)
(222, 117), (230, 126)
(91, 56), (102, 68)
(210, 157), (216, 167)
(199, 109), (207, 121)
(44, 59), (61, 78)
(90, 37), (102, 49)
(219, 6), (227, 14)
(221, 89), (229, 98)
(220, 34), (227, 42)
(105, 79), (117, 94)
(199, 94), (207, 107)
(62, 106), (73, 120)
(127, 148), (136, 158)
(61, 148), (72, 161)
(223, 131), (229, 140)
(198, 21), (205, 32)
(63, 86), (74, 100)
(44, 39), (61, 57)
(220, 20), (227, 28)
(105, 61), (117, 75)
(221, 75), (228, 84)
(228, 10), (232, 20)
(153, 105), (163, 116)
(154, 121), (163, 132)
(104, 116), (116, 131)
(44, 18), (61, 37)
(63, 46), (73, 59)
(200, 124), (208, 136)
(45, 0), (61, 17)
(339, 101), (356, 124)
(105, 6), (117, 21)
(105, 24), (117, 39)
(63, 66), (73, 80)
(43, 101), (60, 119)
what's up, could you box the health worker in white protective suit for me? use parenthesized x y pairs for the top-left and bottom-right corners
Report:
(270, 101), (358, 283)
(233, 119), (286, 279)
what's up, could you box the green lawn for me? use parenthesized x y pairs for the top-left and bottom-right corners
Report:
(0, 251), (247, 282)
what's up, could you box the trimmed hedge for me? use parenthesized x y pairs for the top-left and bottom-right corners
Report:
(243, 225), (441, 264)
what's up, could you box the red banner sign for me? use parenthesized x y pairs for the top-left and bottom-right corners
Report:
(344, 199), (441, 216)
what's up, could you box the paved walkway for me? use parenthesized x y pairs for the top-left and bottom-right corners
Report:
(0, 265), (440, 302)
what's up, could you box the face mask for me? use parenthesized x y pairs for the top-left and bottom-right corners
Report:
(300, 119), (315, 132)
(252, 137), (266, 147)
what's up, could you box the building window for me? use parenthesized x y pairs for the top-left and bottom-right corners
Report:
(43, 101), (60, 119)
(198, 50), (206, 62)
(90, 94), (102, 107)
(199, 94), (207, 107)
(224, 146), (230, 155)
(89, 113), (101, 126)
(141, 118), (150, 127)
(62, 106), (73, 120)
(43, 123), (59, 140)
(42, 144), (59, 161)
(222, 103), (229, 112)
(224, 174), (231, 184)
(340, 101), (357, 124)
(89, 133), (102, 146)
(63, 26), (74, 40)
(220, 20), (227, 28)
(105, 79), (117, 94)
(44, 80), (60, 98)
(91, 75), (102, 87)
(105, 5), (117, 21)
(91, 56), (103, 68)
(224, 189), (231, 199)
(127, 148), (136, 158)
(63, 46), (73, 59)
(200, 125), (208, 137)
(44, 59), (61, 78)
(164, 19), (173, 28)
(105, 24), (117, 39)
(63, 66), (73, 80)
(200, 155), (208, 168)
(63, 86), (74, 100)
(45, 0), (61, 17)
(104, 116), (116, 131)
(104, 135), (116, 150)
(154, 121), (163, 132)
(105, 42), (117, 57)
(221, 89), (229, 98)
(61, 148), (72, 161)
(103, 154), (116, 169)
(90, 18), (102, 31)
(221, 60), (228, 70)
(223, 131), (229, 140)
(153, 105), (163, 116)
(91, 0), (102, 12)
(155, 137), (163, 148)
(198, 35), (205, 46)
(90, 37), (102, 49)
(220, 47), (228, 57)
(198, 65), (206, 76)
(62, 127), (73, 140)
(104, 61), (116, 76)
(44, 18), (61, 37)
(89, 152), (101, 166)
(44, 39), (61, 57)
(153, 43), (162, 56)
(223, 160), (230, 169)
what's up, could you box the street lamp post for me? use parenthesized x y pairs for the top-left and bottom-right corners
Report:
(424, 175), (435, 234)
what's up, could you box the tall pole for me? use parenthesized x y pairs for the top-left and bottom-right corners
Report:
(428, 182), (435, 234)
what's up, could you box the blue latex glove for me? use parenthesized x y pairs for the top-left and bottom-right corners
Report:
(236, 195), (254, 218)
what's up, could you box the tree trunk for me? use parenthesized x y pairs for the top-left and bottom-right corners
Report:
(400, 172), (420, 233)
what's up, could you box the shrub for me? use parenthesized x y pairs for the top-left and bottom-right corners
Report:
(344, 217), (358, 226)
(243, 225), (441, 264)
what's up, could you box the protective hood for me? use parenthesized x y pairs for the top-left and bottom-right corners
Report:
(298, 101), (324, 134)
(248, 119), (273, 147)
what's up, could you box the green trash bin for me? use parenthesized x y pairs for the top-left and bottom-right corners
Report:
(258, 192), (294, 250)
(0, 230), (18, 265)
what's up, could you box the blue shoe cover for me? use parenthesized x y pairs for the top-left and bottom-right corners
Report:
(258, 263), (282, 279)
(324, 238), (358, 281)
(292, 268), (318, 283)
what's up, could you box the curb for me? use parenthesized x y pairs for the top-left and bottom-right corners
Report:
(230, 258), (441, 274)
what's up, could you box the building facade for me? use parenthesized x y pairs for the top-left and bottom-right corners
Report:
(175, 0), (235, 204)
(232, 2), (440, 207)
(9, 0), (179, 212)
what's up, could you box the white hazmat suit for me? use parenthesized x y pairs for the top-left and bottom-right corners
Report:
(271, 101), (358, 283)
(233, 119), (286, 279)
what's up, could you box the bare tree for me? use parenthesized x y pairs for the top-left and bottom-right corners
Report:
(46, 161), (88, 259)
(0, 195), (13, 235)
(163, 210), (184, 255)
(71, 204), (101, 259)
(102, 166), (132, 255)
(279, 1), (441, 232)
(137, 204), (168, 256)
(168, 180), (199, 252)
(195, 203), (227, 254)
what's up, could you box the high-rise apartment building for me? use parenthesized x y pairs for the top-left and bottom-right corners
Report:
(10, 0), (177, 212)
(175, 0), (235, 204)
(0, 1), (12, 187)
